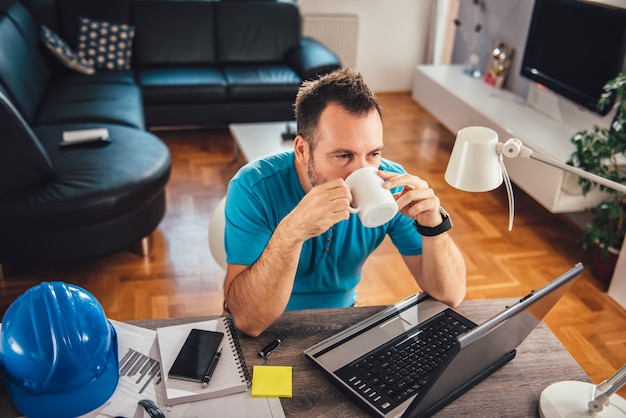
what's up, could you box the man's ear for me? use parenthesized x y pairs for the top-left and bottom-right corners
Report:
(293, 135), (309, 165)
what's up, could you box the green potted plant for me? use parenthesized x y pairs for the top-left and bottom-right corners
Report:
(567, 71), (626, 281)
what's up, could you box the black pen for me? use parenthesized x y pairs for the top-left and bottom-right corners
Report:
(258, 339), (281, 358)
(202, 347), (222, 388)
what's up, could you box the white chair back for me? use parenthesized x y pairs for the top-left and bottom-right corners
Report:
(208, 197), (227, 270)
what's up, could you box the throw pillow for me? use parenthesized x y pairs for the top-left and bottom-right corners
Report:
(76, 18), (135, 71)
(40, 25), (95, 75)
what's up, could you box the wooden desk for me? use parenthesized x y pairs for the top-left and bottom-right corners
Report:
(0, 299), (589, 417)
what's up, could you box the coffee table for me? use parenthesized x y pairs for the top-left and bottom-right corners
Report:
(229, 121), (296, 162)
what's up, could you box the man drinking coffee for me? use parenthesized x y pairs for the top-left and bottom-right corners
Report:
(223, 68), (466, 337)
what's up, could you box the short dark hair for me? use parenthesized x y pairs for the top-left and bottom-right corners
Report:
(294, 68), (382, 148)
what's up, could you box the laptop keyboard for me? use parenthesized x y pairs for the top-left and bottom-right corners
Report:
(335, 309), (475, 414)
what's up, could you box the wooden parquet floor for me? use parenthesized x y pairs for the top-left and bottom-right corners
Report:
(2, 93), (625, 397)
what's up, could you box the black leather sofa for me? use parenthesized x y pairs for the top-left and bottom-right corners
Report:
(23, 0), (342, 127)
(0, 0), (340, 274)
(130, 0), (342, 126)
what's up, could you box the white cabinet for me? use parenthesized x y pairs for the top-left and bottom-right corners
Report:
(412, 64), (626, 309)
(411, 64), (609, 213)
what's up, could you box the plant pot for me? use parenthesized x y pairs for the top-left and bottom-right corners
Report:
(591, 245), (619, 288)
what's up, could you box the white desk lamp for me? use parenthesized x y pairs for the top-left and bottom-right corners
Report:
(444, 126), (626, 417)
(444, 126), (626, 231)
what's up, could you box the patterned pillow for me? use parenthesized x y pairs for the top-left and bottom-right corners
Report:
(40, 25), (95, 75)
(76, 18), (135, 71)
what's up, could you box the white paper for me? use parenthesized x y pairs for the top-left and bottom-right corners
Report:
(80, 321), (188, 418)
(182, 390), (285, 418)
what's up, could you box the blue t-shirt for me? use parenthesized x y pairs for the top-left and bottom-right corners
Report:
(224, 152), (422, 310)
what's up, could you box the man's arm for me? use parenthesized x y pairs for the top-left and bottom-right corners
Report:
(224, 222), (303, 337)
(380, 171), (466, 307)
(402, 234), (466, 307)
(224, 178), (353, 337)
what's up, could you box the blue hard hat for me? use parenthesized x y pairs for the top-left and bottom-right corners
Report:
(0, 282), (119, 418)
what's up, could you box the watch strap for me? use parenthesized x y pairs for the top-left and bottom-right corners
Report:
(414, 208), (452, 236)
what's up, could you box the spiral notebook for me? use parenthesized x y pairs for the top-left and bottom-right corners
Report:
(156, 317), (250, 405)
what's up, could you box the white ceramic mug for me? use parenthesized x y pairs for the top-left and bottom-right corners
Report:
(345, 167), (398, 228)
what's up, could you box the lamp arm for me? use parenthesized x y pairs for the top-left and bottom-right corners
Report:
(596, 364), (626, 401)
(588, 363), (626, 414)
(498, 138), (626, 195)
(529, 152), (626, 195)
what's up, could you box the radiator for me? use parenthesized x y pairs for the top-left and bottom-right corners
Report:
(302, 14), (359, 69)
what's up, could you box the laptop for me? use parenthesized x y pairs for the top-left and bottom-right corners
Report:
(304, 262), (583, 418)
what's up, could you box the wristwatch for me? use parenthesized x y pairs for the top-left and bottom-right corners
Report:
(413, 207), (452, 236)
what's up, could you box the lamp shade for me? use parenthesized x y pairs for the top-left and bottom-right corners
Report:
(445, 126), (503, 192)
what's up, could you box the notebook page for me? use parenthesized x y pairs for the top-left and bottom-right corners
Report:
(156, 319), (247, 404)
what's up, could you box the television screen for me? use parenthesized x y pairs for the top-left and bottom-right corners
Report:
(520, 0), (626, 115)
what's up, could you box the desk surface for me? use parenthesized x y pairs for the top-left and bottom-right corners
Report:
(0, 299), (589, 417)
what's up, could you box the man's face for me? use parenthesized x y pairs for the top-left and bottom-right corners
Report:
(305, 103), (384, 188)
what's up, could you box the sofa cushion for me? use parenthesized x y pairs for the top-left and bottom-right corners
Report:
(0, 92), (53, 196)
(36, 82), (145, 129)
(41, 24), (94, 74)
(137, 66), (227, 105)
(20, 0), (60, 33)
(0, 123), (170, 228)
(5, 0), (51, 58)
(0, 6), (50, 123)
(76, 17), (135, 70)
(287, 37), (342, 81)
(222, 65), (301, 101)
(57, 0), (130, 48)
(131, 0), (217, 65)
(0, 121), (171, 266)
(216, 1), (300, 64)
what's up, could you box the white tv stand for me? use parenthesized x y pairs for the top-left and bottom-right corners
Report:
(412, 64), (626, 309)
(411, 64), (611, 213)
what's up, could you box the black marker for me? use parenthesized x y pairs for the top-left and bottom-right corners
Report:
(258, 339), (281, 358)
(202, 347), (222, 388)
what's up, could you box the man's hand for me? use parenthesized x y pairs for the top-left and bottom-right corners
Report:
(379, 170), (443, 227)
(283, 178), (352, 241)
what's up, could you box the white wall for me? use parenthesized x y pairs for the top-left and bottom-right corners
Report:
(298, 0), (433, 92)
(451, 0), (534, 100)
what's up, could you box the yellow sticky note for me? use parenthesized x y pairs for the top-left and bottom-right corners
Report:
(251, 365), (292, 398)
